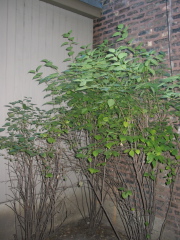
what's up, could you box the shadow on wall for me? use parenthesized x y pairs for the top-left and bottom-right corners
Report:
(0, 186), (88, 240)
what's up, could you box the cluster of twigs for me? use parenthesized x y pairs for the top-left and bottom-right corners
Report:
(5, 144), (69, 240)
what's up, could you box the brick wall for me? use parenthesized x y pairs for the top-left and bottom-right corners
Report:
(93, 0), (180, 74)
(93, 0), (180, 239)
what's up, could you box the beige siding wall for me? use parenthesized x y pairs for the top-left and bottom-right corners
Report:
(0, 0), (93, 203)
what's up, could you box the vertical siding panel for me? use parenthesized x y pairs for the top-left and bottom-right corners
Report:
(5, 0), (17, 103)
(30, 0), (45, 106)
(38, 1), (47, 64)
(58, 8), (70, 70)
(37, 0), (49, 93)
(0, 0), (93, 205)
(22, 0), (33, 98)
(31, 0), (40, 65)
(14, 0), (25, 100)
(66, 12), (80, 58)
(0, 0), (8, 203)
(52, 5), (63, 71)
(44, 4), (54, 61)
(0, 0), (8, 123)
(1, 0), (17, 202)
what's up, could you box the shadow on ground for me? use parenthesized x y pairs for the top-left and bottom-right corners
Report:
(45, 219), (127, 240)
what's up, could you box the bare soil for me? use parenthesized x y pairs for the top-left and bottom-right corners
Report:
(45, 219), (127, 240)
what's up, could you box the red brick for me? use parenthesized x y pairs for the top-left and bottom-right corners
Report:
(93, 1), (180, 235)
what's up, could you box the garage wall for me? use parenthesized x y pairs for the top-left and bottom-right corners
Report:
(0, 0), (93, 238)
(0, 0), (93, 203)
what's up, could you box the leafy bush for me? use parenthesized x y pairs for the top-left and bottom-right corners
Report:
(1, 24), (180, 240)
(0, 98), (68, 240)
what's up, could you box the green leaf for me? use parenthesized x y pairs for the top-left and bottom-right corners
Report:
(63, 58), (71, 62)
(76, 153), (86, 158)
(3, 122), (11, 126)
(103, 117), (109, 122)
(88, 157), (92, 162)
(66, 46), (73, 51)
(94, 135), (102, 140)
(28, 137), (35, 141)
(62, 32), (71, 38)
(46, 173), (53, 178)
(112, 151), (119, 157)
(26, 150), (36, 157)
(121, 192), (128, 199)
(108, 99), (115, 107)
(40, 133), (48, 138)
(127, 190), (133, 196)
(114, 65), (127, 70)
(22, 103), (28, 110)
(118, 52), (127, 59)
(152, 160), (156, 168)
(144, 172), (150, 177)
(150, 58), (158, 65)
(148, 67), (155, 76)
(109, 48), (116, 53)
(28, 70), (36, 74)
(145, 221), (149, 226)
(129, 150), (135, 157)
(68, 51), (74, 56)
(105, 142), (114, 149)
(48, 64), (58, 70)
(150, 175), (156, 181)
(41, 59), (49, 63)
(105, 54), (114, 58)
(81, 108), (88, 114)
(36, 65), (42, 72)
(147, 153), (155, 163)
(112, 32), (121, 37)
(61, 42), (69, 46)
(122, 190), (132, 199)
(117, 24), (124, 29)
(96, 162), (106, 167)
(93, 150), (99, 157)
(123, 121), (129, 127)
(146, 234), (151, 239)
(68, 37), (74, 41)
(145, 60), (150, 66)
(40, 153), (46, 158)
(88, 168), (100, 174)
(48, 73), (59, 79)
(165, 166), (171, 170)
(171, 149), (178, 156)
(104, 151), (112, 159)
(0, 128), (5, 132)
(116, 37), (123, 42)
(48, 152), (54, 158)
(135, 149), (140, 155)
(150, 129), (156, 135)
(122, 32), (128, 39)
(19, 138), (25, 142)
(33, 72), (43, 79)
(47, 137), (56, 144)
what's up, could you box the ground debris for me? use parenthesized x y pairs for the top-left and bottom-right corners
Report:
(45, 219), (127, 240)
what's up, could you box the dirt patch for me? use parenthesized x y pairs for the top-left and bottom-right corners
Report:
(45, 219), (127, 240)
